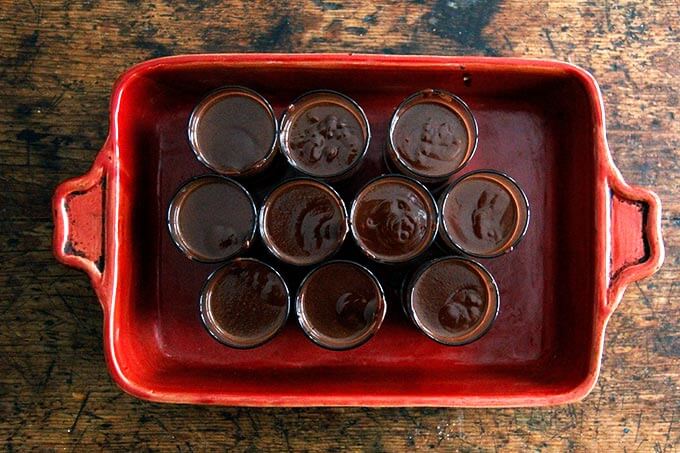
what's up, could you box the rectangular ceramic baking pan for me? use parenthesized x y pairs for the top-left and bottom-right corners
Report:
(52, 54), (663, 407)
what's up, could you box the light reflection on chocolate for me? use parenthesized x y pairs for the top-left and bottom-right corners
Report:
(297, 261), (385, 350)
(351, 175), (437, 263)
(168, 176), (256, 262)
(388, 90), (477, 181)
(281, 91), (369, 179)
(201, 258), (289, 348)
(393, 103), (468, 174)
(261, 179), (347, 266)
(440, 171), (529, 257)
(188, 87), (277, 176)
(407, 257), (498, 345)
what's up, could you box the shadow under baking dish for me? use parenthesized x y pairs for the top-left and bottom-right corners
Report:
(112, 59), (598, 405)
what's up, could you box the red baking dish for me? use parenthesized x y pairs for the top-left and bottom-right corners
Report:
(52, 54), (664, 407)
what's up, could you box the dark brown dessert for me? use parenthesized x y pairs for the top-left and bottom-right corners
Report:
(200, 258), (289, 348)
(188, 87), (277, 177)
(260, 179), (348, 266)
(296, 261), (386, 350)
(167, 176), (256, 262)
(440, 171), (529, 258)
(388, 89), (477, 182)
(280, 91), (370, 180)
(405, 257), (498, 345)
(351, 175), (438, 263)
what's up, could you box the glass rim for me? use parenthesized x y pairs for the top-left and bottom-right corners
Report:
(167, 174), (257, 263)
(258, 177), (349, 266)
(279, 89), (371, 181)
(405, 256), (500, 346)
(438, 169), (530, 259)
(295, 259), (387, 350)
(349, 173), (440, 264)
(199, 257), (290, 349)
(188, 86), (279, 177)
(387, 88), (478, 182)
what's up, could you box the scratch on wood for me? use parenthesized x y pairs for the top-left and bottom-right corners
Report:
(543, 28), (558, 58)
(68, 391), (90, 434)
(37, 358), (55, 393)
(634, 412), (642, 444)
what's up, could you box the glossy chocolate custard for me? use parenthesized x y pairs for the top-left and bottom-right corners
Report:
(389, 90), (477, 181)
(297, 261), (385, 350)
(281, 91), (369, 179)
(440, 171), (529, 257)
(168, 176), (256, 262)
(201, 258), (289, 348)
(189, 88), (277, 176)
(407, 257), (498, 345)
(351, 175), (438, 263)
(260, 179), (348, 266)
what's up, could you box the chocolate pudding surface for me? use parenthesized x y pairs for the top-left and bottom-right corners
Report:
(392, 101), (469, 177)
(286, 96), (365, 177)
(298, 262), (383, 343)
(352, 176), (436, 262)
(171, 177), (255, 261)
(262, 180), (347, 265)
(191, 90), (275, 174)
(442, 173), (525, 256)
(410, 258), (493, 340)
(202, 259), (288, 347)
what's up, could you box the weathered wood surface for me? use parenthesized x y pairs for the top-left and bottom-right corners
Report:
(1, 0), (678, 450)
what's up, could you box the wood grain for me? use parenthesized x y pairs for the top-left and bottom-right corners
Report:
(1, 0), (678, 450)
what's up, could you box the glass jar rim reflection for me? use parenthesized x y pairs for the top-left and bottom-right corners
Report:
(350, 174), (439, 264)
(404, 256), (499, 346)
(296, 260), (386, 350)
(439, 169), (530, 259)
(279, 90), (371, 181)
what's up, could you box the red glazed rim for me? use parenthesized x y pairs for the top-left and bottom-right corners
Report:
(52, 54), (665, 407)
(387, 88), (478, 183)
(188, 86), (279, 177)
(296, 260), (387, 350)
(438, 169), (530, 259)
(279, 89), (371, 181)
(405, 256), (500, 346)
(200, 257), (291, 349)
(167, 174), (258, 263)
(349, 174), (439, 264)
(258, 177), (349, 266)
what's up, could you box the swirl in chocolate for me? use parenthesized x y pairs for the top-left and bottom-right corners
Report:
(442, 173), (525, 257)
(170, 177), (255, 262)
(353, 177), (436, 261)
(393, 102), (468, 175)
(202, 259), (288, 347)
(299, 262), (382, 341)
(288, 103), (363, 176)
(262, 179), (347, 265)
(410, 258), (492, 340)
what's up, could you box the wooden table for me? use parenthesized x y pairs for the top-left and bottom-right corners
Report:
(1, 0), (677, 450)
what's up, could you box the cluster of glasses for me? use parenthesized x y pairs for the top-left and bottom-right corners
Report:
(168, 87), (530, 350)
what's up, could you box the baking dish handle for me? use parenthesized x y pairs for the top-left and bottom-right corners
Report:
(53, 143), (110, 291)
(606, 169), (664, 314)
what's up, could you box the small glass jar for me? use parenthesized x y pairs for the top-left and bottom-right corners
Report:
(350, 174), (439, 264)
(439, 170), (529, 258)
(167, 175), (257, 262)
(200, 258), (290, 349)
(387, 89), (477, 183)
(404, 256), (499, 346)
(259, 178), (348, 266)
(279, 90), (370, 181)
(296, 260), (386, 350)
(188, 86), (278, 177)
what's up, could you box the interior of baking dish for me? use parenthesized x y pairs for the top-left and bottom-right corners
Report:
(107, 57), (602, 405)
